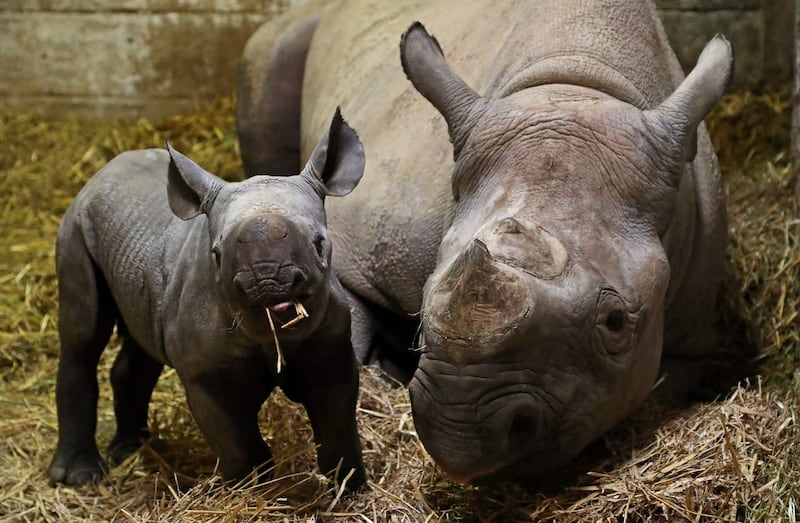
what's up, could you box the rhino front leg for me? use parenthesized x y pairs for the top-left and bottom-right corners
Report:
(282, 338), (366, 490)
(179, 361), (274, 482)
(50, 228), (117, 485)
(107, 335), (163, 464)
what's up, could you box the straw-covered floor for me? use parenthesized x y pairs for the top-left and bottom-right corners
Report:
(0, 88), (797, 521)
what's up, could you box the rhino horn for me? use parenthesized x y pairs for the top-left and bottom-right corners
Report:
(647, 34), (733, 173)
(427, 239), (529, 347)
(400, 22), (485, 158)
(463, 238), (493, 272)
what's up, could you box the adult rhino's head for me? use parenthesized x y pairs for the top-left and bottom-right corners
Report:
(401, 23), (732, 482)
(166, 108), (364, 335)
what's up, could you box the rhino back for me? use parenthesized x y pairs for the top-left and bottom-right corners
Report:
(61, 149), (202, 362)
(302, 0), (687, 315)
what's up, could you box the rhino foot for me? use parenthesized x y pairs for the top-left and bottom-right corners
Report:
(331, 463), (368, 493)
(107, 428), (150, 465)
(220, 447), (275, 486)
(48, 447), (107, 486)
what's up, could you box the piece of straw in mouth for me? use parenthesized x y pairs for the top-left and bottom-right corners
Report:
(266, 302), (310, 373)
(281, 302), (309, 329)
(265, 308), (285, 373)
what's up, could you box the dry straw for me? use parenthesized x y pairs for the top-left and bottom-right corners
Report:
(266, 302), (310, 373)
(0, 89), (797, 521)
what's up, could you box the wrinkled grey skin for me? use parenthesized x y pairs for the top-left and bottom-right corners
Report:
(237, 0), (731, 483)
(49, 110), (366, 490)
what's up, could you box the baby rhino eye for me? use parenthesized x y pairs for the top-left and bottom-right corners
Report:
(211, 245), (221, 267)
(313, 234), (326, 257)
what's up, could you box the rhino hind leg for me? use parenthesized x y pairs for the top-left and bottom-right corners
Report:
(237, 7), (322, 176)
(107, 333), (163, 465)
(343, 287), (377, 365)
(49, 224), (117, 485)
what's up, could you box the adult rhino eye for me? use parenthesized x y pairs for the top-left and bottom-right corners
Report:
(604, 309), (626, 333)
(211, 245), (221, 268)
(595, 290), (634, 354)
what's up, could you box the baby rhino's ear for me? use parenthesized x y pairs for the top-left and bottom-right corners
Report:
(302, 107), (365, 197)
(166, 141), (226, 220)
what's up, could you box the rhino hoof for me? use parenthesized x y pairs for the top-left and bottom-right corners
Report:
(332, 465), (368, 493)
(48, 448), (107, 486)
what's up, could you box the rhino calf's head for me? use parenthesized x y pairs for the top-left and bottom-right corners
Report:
(167, 108), (364, 337)
(401, 23), (733, 482)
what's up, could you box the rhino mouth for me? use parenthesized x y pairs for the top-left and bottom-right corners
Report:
(409, 360), (566, 483)
(265, 301), (310, 328)
(236, 263), (317, 307)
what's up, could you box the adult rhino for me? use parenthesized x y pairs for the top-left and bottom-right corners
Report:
(238, 0), (732, 483)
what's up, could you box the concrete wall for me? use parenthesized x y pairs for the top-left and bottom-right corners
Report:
(0, 1), (301, 119)
(0, 0), (793, 120)
(657, 0), (793, 88)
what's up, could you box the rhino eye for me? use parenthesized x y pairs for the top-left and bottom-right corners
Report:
(313, 234), (326, 258)
(604, 310), (626, 332)
(211, 245), (221, 268)
(594, 289), (634, 354)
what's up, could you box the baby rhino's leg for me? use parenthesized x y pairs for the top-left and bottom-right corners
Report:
(107, 334), (163, 464)
(49, 220), (117, 486)
(179, 357), (275, 482)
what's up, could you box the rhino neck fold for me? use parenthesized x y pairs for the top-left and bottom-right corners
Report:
(493, 56), (648, 109)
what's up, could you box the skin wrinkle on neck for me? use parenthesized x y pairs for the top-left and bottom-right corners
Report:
(494, 54), (650, 108)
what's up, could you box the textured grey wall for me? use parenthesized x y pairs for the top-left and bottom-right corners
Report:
(657, 0), (793, 88)
(0, 0), (793, 120)
(0, 1), (300, 119)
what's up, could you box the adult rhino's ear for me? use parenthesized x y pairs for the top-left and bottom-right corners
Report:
(166, 141), (224, 220)
(400, 22), (485, 158)
(302, 107), (365, 197)
(647, 35), (733, 171)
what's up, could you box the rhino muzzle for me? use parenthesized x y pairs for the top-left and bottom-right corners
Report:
(409, 357), (553, 483)
(230, 213), (319, 308)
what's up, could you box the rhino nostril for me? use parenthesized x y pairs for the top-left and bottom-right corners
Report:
(233, 273), (248, 294)
(508, 410), (538, 451)
(290, 267), (308, 291)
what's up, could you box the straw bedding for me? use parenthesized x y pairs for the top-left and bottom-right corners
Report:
(0, 89), (797, 521)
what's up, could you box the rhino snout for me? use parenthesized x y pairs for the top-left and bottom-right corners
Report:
(227, 213), (323, 308)
(233, 263), (312, 307)
(409, 362), (551, 483)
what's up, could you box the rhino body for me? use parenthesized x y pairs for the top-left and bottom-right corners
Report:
(50, 113), (366, 488)
(238, 0), (730, 482)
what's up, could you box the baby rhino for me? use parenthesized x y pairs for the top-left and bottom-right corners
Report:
(49, 109), (366, 490)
